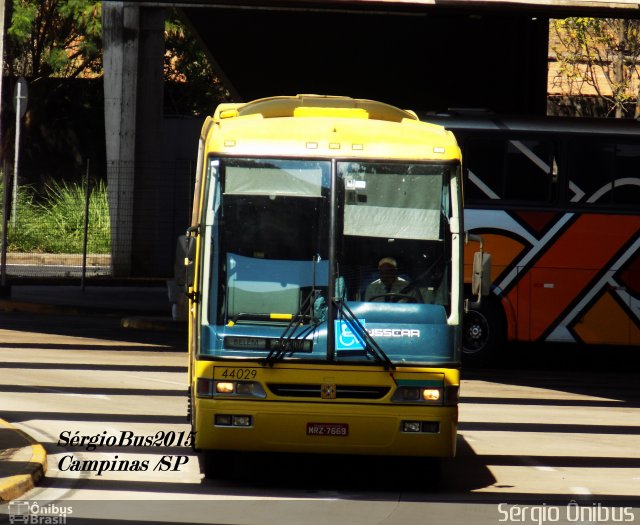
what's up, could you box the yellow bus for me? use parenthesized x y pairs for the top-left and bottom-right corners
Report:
(183, 95), (487, 477)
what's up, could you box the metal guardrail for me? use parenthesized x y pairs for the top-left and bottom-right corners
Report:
(4, 253), (111, 279)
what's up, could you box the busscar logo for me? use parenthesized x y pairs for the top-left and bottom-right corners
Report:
(335, 319), (421, 351)
(367, 328), (421, 338)
(7, 500), (72, 524)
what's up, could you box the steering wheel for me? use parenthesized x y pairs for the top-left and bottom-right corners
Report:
(368, 293), (419, 303)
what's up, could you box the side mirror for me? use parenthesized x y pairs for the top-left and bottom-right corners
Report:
(465, 232), (492, 310)
(174, 235), (188, 287)
(184, 225), (199, 299)
(472, 250), (492, 299)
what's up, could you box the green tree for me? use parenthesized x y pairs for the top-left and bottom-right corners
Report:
(0, 1), (103, 187)
(5, 0), (102, 80)
(163, 8), (235, 115)
(551, 17), (640, 118)
(4, 3), (232, 109)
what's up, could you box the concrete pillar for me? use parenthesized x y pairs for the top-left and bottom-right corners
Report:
(131, 7), (169, 278)
(103, 2), (139, 277)
(102, 3), (166, 277)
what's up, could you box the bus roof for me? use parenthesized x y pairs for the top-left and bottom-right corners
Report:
(204, 95), (461, 161)
(214, 94), (419, 122)
(419, 111), (640, 137)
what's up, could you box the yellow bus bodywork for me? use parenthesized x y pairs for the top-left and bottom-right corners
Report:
(188, 95), (463, 462)
(193, 361), (459, 457)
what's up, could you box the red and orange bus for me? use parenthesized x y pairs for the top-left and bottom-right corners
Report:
(423, 112), (640, 362)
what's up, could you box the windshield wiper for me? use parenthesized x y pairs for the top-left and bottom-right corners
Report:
(333, 299), (395, 370)
(229, 312), (312, 325)
(264, 290), (319, 365)
(263, 291), (395, 370)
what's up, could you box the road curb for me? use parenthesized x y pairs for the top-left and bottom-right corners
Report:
(0, 419), (47, 503)
(0, 299), (86, 317)
(0, 299), (185, 334)
(120, 316), (186, 332)
(0, 299), (173, 323)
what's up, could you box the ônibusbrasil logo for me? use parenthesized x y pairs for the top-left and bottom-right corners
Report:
(7, 500), (72, 524)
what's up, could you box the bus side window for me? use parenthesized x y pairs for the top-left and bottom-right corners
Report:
(464, 137), (505, 202)
(464, 137), (555, 204)
(567, 139), (615, 205)
(504, 139), (555, 203)
(613, 143), (640, 208)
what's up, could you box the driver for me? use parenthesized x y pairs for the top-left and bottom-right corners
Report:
(364, 257), (415, 302)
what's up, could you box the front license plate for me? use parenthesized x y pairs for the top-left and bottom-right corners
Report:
(306, 423), (349, 437)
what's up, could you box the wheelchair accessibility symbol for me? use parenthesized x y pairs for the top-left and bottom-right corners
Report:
(335, 319), (366, 350)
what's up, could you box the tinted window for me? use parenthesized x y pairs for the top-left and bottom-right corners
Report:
(464, 137), (555, 204)
(464, 138), (504, 202)
(613, 143), (640, 207)
(567, 139), (640, 208)
(567, 139), (614, 205)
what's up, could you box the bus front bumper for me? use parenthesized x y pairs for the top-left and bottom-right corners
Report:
(194, 399), (457, 457)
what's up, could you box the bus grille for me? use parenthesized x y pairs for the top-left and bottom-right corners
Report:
(267, 383), (390, 399)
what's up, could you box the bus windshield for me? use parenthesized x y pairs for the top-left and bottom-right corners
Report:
(204, 157), (456, 365)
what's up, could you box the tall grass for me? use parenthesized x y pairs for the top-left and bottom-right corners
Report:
(0, 178), (111, 254)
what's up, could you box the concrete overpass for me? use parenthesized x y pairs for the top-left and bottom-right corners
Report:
(102, 0), (640, 277)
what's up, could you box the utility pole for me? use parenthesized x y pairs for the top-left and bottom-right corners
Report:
(0, 0), (5, 168)
(0, 0), (10, 296)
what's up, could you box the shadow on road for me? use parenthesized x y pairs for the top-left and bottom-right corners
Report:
(0, 311), (185, 351)
(194, 434), (496, 495)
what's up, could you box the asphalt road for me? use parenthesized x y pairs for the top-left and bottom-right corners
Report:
(0, 311), (639, 525)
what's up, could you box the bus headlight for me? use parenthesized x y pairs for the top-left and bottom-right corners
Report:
(216, 382), (235, 394)
(196, 379), (267, 398)
(232, 415), (252, 426)
(214, 380), (267, 398)
(401, 421), (440, 433)
(391, 386), (443, 404)
(214, 414), (253, 427)
(422, 388), (441, 402)
(402, 421), (422, 433)
(235, 382), (258, 395)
